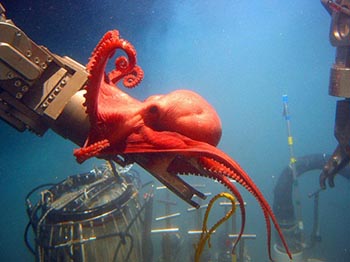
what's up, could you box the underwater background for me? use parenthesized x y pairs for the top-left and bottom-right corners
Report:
(0, 0), (349, 261)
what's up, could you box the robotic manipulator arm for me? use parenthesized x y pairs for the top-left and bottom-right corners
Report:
(320, 0), (350, 189)
(0, 4), (89, 146)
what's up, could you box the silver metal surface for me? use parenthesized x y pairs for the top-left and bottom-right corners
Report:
(0, 10), (89, 140)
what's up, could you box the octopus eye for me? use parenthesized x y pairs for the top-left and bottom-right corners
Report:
(149, 105), (158, 114)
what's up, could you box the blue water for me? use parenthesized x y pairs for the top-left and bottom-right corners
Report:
(1, 0), (349, 261)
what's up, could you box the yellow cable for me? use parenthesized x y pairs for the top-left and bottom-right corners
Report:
(232, 253), (237, 262)
(194, 192), (236, 262)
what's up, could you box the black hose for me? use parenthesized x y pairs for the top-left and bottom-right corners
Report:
(273, 153), (350, 252)
(25, 183), (56, 202)
(273, 153), (350, 222)
(24, 221), (36, 255)
(24, 183), (55, 256)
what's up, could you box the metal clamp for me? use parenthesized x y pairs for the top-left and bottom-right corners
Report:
(0, 6), (89, 144)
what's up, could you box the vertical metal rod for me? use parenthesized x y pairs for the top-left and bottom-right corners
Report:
(282, 95), (297, 180)
(310, 192), (321, 247)
(282, 94), (305, 241)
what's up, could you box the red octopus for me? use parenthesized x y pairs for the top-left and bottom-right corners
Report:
(74, 30), (292, 261)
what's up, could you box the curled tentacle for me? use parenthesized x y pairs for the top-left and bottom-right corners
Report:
(110, 56), (130, 78)
(107, 54), (142, 87)
(122, 65), (144, 88)
(83, 30), (143, 118)
(87, 31), (118, 72)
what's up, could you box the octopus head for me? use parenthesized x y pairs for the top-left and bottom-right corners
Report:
(143, 89), (222, 146)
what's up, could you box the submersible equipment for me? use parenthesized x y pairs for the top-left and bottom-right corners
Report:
(24, 163), (154, 262)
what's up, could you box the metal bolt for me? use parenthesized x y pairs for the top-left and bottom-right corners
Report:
(54, 87), (60, 94)
(22, 86), (29, 92)
(48, 95), (54, 102)
(16, 31), (22, 37)
(60, 79), (67, 86)
(34, 57), (40, 64)
(42, 102), (48, 108)
(26, 50), (32, 58)
(41, 63), (47, 69)
(7, 72), (14, 79)
(14, 80), (21, 87)
(15, 92), (23, 99)
(47, 56), (53, 63)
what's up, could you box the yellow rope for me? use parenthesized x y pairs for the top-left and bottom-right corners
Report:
(194, 192), (236, 262)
